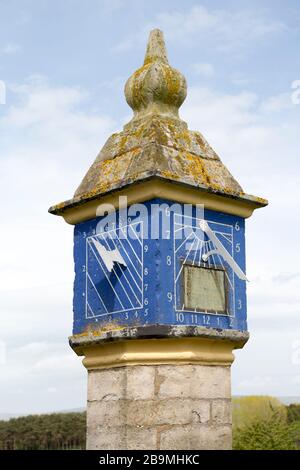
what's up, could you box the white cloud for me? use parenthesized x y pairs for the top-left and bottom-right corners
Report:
(32, 353), (78, 375)
(192, 62), (215, 78)
(14, 342), (49, 355)
(158, 5), (287, 49)
(4, 78), (114, 142)
(232, 324), (300, 394)
(0, 340), (85, 414)
(237, 375), (276, 391)
(100, 0), (126, 13)
(231, 75), (254, 87)
(260, 92), (294, 112)
(0, 77), (117, 214)
(114, 5), (287, 52)
(272, 272), (300, 284)
(1, 43), (21, 55)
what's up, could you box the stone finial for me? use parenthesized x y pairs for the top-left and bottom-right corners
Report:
(143, 29), (169, 65)
(124, 29), (187, 124)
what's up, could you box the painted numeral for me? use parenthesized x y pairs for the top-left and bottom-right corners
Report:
(176, 313), (185, 323)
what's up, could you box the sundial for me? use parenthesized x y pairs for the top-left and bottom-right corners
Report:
(74, 202), (247, 333)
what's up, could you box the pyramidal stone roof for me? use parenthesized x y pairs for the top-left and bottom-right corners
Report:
(49, 29), (267, 220)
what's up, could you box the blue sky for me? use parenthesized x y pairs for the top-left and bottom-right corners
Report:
(0, 0), (300, 414)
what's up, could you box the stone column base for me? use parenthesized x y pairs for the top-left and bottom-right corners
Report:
(87, 363), (232, 450)
(70, 328), (248, 450)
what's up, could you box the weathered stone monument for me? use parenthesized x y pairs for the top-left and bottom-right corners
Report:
(49, 29), (267, 450)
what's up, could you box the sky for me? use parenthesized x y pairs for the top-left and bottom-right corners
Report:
(0, 0), (300, 415)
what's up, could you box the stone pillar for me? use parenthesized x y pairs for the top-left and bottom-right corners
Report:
(71, 330), (247, 450)
(86, 364), (232, 450)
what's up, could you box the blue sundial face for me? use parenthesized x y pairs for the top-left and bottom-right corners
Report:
(73, 199), (247, 334)
(85, 221), (144, 319)
(173, 213), (244, 324)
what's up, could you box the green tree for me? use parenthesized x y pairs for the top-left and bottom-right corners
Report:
(233, 411), (297, 450)
(287, 404), (300, 423)
(233, 395), (286, 429)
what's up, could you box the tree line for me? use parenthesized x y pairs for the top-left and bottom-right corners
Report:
(0, 412), (86, 450)
(0, 398), (299, 450)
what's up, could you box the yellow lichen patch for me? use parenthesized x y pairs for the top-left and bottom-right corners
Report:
(52, 200), (69, 211)
(252, 195), (268, 204)
(131, 64), (150, 110)
(143, 29), (168, 66)
(163, 65), (184, 106)
(160, 170), (180, 180)
(89, 322), (124, 336)
(181, 152), (211, 187)
(72, 322), (126, 339)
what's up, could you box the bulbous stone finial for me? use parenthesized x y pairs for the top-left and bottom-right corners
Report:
(124, 29), (187, 124)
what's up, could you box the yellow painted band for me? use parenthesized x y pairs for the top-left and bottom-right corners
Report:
(59, 179), (265, 225)
(80, 337), (237, 370)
